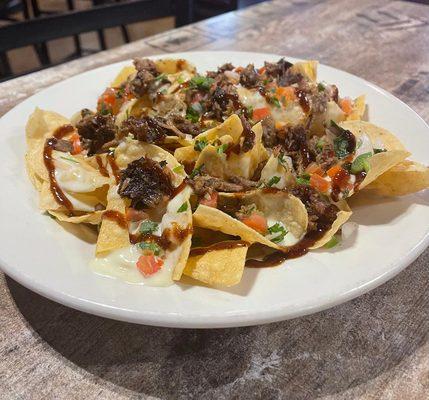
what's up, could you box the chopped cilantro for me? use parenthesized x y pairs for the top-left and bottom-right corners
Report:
(324, 235), (340, 249)
(99, 102), (111, 115)
(247, 105), (254, 118)
(189, 164), (204, 178)
(356, 138), (363, 149)
(140, 220), (159, 234)
(189, 75), (214, 91)
(270, 97), (281, 108)
(177, 202), (188, 213)
(194, 137), (208, 152)
(186, 104), (201, 123)
(139, 241), (161, 255)
(333, 136), (351, 159)
(155, 73), (167, 81)
(60, 156), (79, 164)
(268, 222), (288, 243)
(125, 108), (130, 119)
(267, 176), (281, 187)
(350, 152), (372, 174)
(217, 143), (229, 154)
(263, 79), (269, 85)
(173, 164), (184, 173)
(317, 83), (325, 92)
(316, 139), (325, 153)
(373, 148), (386, 154)
(296, 174), (310, 185)
(177, 75), (185, 84)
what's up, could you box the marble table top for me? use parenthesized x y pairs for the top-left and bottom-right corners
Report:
(0, 0), (428, 398)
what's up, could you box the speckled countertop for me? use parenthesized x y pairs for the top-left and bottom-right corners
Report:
(0, 0), (428, 398)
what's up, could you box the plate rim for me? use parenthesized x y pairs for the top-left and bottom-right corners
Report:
(1, 50), (428, 328)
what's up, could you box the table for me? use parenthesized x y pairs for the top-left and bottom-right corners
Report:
(1, 0), (428, 398)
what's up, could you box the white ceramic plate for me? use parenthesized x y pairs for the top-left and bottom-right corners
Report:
(0, 51), (428, 328)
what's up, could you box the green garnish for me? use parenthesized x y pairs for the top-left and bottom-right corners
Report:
(247, 105), (254, 118)
(373, 148), (386, 154)
(268, 223), (288, 243)
(350, 152), (372, 174)
(139, 242), (161, 255)
(125, 108), (130, 119)
(263, 79), (269, 85)
(60, 156), (79, 163)
(99, 102), (111, 115)
(216, 143), (229, 154)
(115, 87), (125, 98)
(267, 176), (281, 187)
(356, 138), (363, 149)
(317, 83), (325, 92)
(189, 164), (204, 179)
(140, 220), (158, 234)
(189, 75), (214, 91)
(177, 202), (188, 213)
(324, 235), (340, 249)
(316, 139), (325, 153)
(186, 104), (201, 123)
(177, 75), (185, 84)
(296, 174), (310, 185)
(173, 165), (184, 173)
(331, 120), (354, 159)
(155, 73), (167, 81)
(270, 97), (281, 108)
(194, 138), (208, 152)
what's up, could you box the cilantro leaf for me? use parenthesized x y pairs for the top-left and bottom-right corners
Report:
(189, 164), (204, 179)
(350, 152), (372, 174)
(189, 75), (214, 91)
(177, 202), (188, 213)
(140, 220), (158, 234)
(186, 104), (201, 123)
(173, 165), (184, 173)
(296, 174), (310, 185)
(373, 148), (386, 154)
(267, 176), (281, 187)
(194, 138), (208, 152)
(268, 222), (288, 243)
(216, 143), (229, 154)
(139, 241), (161, 255)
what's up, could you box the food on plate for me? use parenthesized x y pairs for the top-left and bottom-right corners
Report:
(25, 56), (429, 288)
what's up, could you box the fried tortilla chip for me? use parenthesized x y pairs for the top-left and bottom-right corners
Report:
(346, 95), (366, 121)
(49, 210), (104, 225)
(183, 241), (248, 287)
(290, 60), (318, 81)
(193, 190), (308, 250)
(365, 160), (429, 196)
(110, 65), (136, 87)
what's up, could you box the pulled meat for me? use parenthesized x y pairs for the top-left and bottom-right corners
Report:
(129, 58), (159, 97)
(170, 115), (200, 137)
(239, 114), (255, 152)
(76, 110), (116, 155)
(264, 58), (293, 79)
(291, 185), (338, 232)
(118, 157), (173, 209)
(189, 175), (249, 196)
(261, 116), (277, 148)
(239, 64), (259, 88)
(120, 116), (168, 144)
(278, 125), (315, 174)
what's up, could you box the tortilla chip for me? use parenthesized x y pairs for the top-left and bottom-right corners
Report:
(290, 60), (318, 81)
(365, 160), (429, 196)
(96, 185), (130, 255)
(110, 65), (136, 87)
(195, 114), (243, 143)
(49, 210), (103, 225)
(346, 95), (366, 121)
(155, 58), (196, 74)
(193, 190), (308, 250)
(259, 154), (295, 189)
(310, 200), (352, 249)
(183, 241), (248, 287)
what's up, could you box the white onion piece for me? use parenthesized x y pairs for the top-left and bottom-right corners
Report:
(224, 70), (240, 82)
(355, 133), (373, 158)
(341, 222), (358, 242)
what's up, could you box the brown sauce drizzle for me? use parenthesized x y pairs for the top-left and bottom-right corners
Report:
(107, 154), (120, 183)
(131, 223), (192, 249)
(353, 171), (367, 191)
(43, 124), (75, 211)
(190, 240), (248, 257)
(176, 59), (187, 71)
(102, 210), (128, 229)
(331, 168), (351, 202)
(95, 155), (109, 177)
(295, 89), (310, 113)
(171, 181), (187, 198)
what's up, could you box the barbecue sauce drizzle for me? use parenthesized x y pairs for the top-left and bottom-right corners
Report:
(190, 240), (248, 256)
(43, 124), (75, 211)
(96, 155), (110, 177)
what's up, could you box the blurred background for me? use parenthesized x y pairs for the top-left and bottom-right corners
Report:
(0, 0), (266, 81)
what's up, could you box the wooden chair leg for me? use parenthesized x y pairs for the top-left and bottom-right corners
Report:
(120, 25), (130, 43)
(34, 42), (51, 66)
(97, 30), (107, 50)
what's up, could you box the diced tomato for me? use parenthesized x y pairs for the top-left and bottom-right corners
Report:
(339, 97), (353, 115)
(252, 107), (271, 121)
(70, 133), (82, 155)
(136, 254), (163, 277)
(97, 87), (118, 114)
(310, 174), (331, 193)
(305, 162), (323, 176)
(240, 213), (268, 234)
(327, 164), (343, 178)
(235, 66), (244, 73)
(200, 191), (218, 208)
(126, 208), (149, 222)
(276, 86), (296, 103)
(258, 66), (266, 74)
